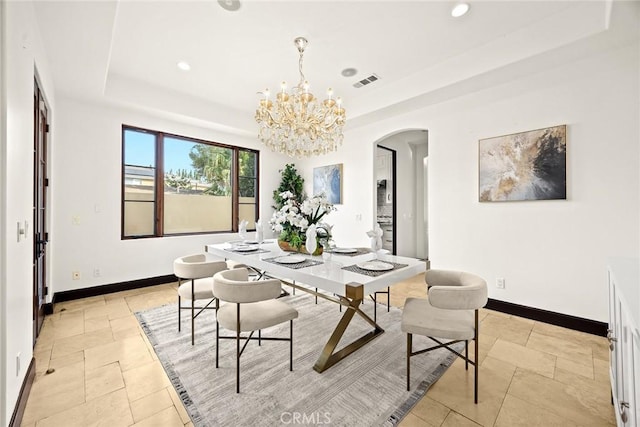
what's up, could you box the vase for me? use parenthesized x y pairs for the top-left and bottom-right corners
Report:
(277, 238), (323, 256)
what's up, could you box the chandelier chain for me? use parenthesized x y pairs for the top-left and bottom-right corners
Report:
(298, 51), (306, 88)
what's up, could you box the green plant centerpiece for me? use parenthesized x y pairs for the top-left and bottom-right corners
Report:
(270, 164), (334, 255)
(270, 191), (335, 255)
(272, 163), (305, 210)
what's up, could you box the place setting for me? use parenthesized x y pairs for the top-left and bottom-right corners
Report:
(225, 219), (271, 254)
(342, 259), (409, 277)
(341, 226), (407, 276)
(263, 253), (324, 270)
(328, 247), (371, 256)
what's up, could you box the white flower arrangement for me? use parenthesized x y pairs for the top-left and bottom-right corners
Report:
(270, 191), (335, 249)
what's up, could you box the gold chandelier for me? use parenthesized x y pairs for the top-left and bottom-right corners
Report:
(255, 37), (346, 158)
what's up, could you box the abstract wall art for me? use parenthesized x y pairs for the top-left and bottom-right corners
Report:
(313, 163), (343, 204)
(479, 125), (566, 202)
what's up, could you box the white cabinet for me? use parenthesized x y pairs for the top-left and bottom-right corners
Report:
(609, 258), (640, 427)
(380, 224), (393, 252)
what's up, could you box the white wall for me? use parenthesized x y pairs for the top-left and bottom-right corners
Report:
(50, 97), (287, 293)
(322, 40), (639, 323)
(0, 1), (6, 421)
(296, 147), (374, 249)
(412, 142), (429, 259)
(1, 1), (56, 425)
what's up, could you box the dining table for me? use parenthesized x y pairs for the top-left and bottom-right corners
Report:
(206, 239), (426, 373)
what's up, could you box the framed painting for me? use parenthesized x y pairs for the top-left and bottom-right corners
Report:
(479, 125), (566, 202)
(313, 163), (343, 204)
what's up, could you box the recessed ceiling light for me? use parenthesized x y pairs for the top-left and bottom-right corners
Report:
(177, 61), (191, 71)
(218, 0), (241, 12)
(451, 3), (470, 17)
(341, 68), (358, 77)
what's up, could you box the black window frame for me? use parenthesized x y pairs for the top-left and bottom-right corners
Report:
(121, 124), (260, 239)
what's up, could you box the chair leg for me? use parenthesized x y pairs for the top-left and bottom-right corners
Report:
(406, 333), (412, 391)
(191, 279), (195, 346)
(215, 298), (219, 369)
(373, 293), (377, 324)
(258, 329), (261, 346)
(315, 288), (318, 304)
(465, 340), (469, 370)
(474, 310), (479, 404)
(387, 286), (390, 312)
(289, 319), (293, 371)
(178, 294), (181, 332)
(236, 303), (241, 394)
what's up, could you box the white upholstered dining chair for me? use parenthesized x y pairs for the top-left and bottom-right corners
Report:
(173, 253), (229, 345)
(213, 268), (299, 393)
(401, 269), (488, 403)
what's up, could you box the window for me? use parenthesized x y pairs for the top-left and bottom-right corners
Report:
(122, 126), (259, 238)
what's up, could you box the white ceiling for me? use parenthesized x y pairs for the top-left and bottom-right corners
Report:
(32, 0), (637, 135)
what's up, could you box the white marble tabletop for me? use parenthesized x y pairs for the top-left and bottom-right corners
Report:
(207, 239), (426, 296)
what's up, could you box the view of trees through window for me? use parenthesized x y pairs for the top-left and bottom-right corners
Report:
(122, 126), (258, 238)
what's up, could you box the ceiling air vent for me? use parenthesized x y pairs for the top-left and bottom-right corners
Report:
(353, 73), (380, 88)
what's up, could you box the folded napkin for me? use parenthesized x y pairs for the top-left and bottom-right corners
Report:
(239, 219), (248, 240)
(255, 218), (264, 243)
(366, 224), (383, 252)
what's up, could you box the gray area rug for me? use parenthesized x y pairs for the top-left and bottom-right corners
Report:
(136, 290), (460, 427)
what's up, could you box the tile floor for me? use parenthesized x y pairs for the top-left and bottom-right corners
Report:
(21, 275), (614, 426)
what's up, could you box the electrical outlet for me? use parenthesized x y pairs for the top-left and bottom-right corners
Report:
(72, 215), (81, 225)
(72, 271), (81, 280)
(16, 353), (21, 376)
(93, 268), (101, 277)
(496, 278), (505, 289)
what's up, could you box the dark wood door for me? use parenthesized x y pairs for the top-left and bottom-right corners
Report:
(33, 80), (49, 342)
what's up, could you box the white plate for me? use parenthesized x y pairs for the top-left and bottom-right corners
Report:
(234, 246), (258, 252)
(356, 261), (394, 271)
(333, 248), (358, 254)
(243, 240), (262, 245)
(274, 255), (306, 264)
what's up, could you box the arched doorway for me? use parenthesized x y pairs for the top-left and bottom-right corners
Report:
(373, 129), (428, 259)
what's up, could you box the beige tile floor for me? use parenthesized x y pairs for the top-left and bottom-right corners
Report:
(21, 276), (614, 426)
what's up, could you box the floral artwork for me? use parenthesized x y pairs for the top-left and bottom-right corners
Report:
(313, 164), (342, 204)
(269, 191), (335, 250)
(479, 125), (566, 202)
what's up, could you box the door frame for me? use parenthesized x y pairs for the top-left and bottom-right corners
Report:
(376, 145), (397, 255)
(33, 77), (49, 343)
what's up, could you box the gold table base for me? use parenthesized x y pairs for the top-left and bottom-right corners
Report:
(278, 279), (385, 373)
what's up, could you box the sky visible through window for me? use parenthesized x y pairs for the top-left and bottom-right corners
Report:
(124, 130), (198, 172)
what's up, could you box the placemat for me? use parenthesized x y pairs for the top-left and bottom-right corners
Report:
(328, 247), (371, 257)
(263, 256), (324, 270)
(224, 248), (271, 255)
(342, 261), (409, 277)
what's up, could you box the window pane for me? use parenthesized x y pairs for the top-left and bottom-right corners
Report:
(124, 201), (155, 236)
(239, 177), (255, 198)
(238, 203), (256, 229)
(239, 150), (257, 178)
(163, 137), (233, 234)
(124, 129), (155, 167)
(164, 193), (232, 233)
(124, 129), (156, 236)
